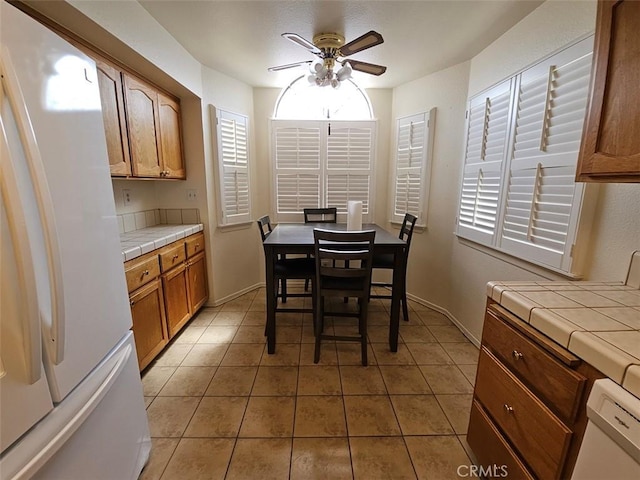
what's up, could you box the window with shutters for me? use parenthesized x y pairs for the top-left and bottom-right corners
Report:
(456, 36), (594, 274)
(271, 120), (376, 223)
(214, 107), (251, 226)
(391, 109), (436, 226)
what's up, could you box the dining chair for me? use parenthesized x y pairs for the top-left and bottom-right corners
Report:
(303, 207), (337, 292)
(370, 213), (417, 322)
(303, 207), (338, 223)
(257, 215), (315, 311)
(313, 228), (375, 366)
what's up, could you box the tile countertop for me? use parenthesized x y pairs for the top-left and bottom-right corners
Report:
(487, 280), (640, 399)
(120, 224), (204, 262)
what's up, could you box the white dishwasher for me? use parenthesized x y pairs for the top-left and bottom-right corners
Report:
(571, 379), (640, 480)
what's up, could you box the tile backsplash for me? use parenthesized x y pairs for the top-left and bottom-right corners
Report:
(117, 208), (201, 234)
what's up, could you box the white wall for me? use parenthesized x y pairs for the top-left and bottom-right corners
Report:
(393, 0), (640, 343)
(201, 67), (263, 303)
(391, 61), (471, 313)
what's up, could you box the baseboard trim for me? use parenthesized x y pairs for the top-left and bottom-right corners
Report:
(205, 283), (481, 347)
(208, 282), (265, 307)
(405, 292), (481, 347)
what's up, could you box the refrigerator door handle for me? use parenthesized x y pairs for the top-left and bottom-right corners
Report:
(0, 47), (65, 364)
(0, 94), (42, 385)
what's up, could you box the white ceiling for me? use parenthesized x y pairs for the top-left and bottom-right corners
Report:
(138, 0), (544, 89)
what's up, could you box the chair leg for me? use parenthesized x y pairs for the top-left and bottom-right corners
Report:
(359, 299), (368, 366)
(402, 293), (410, 322)
(281, 279), (287, 303)
(314, 297), (323, 364)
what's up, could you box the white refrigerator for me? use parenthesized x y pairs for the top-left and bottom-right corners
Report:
(0, 2), (151, 478)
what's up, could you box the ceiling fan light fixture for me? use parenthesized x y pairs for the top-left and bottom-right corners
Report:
(336, 62), (352, 82)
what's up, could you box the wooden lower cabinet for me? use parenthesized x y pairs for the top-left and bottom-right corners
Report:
(130, 279), (168, 370)
(162, 262), (191, 338)
(124, 231), (209, 370)
(187, 251), (208, 312)
(468, 300), (604, 479)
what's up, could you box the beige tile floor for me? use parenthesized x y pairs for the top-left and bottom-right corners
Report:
(139, 287), (480, 480)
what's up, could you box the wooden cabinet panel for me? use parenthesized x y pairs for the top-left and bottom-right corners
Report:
(158, 92), (185, 179)
(186, 232), (205, 258)
(162, 263), (190, 338)
(130, 279), (168, 370)
(123, 73), (163, 178)
(475, 348), (572, 480)
(95, 59), (131, 176)
(483, 307), (586, 423)
(467, 401), (534, 480)
(187, 251), (208, 313)
(576, 0), (640, 181)
(125, 254), (160, 293)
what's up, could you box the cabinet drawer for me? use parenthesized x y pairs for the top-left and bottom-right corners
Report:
(483, 307), (586, 423)
(186, 232), (204, 258)
(475, 348), (572, 480)
(125, 255), (160, 293)
(468, 400), (534, 480)
(160, 242), (186, 272)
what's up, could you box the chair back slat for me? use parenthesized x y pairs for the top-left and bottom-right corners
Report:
(313, 229), (375, 297)
(304, 207), (338, 223)
(400, 213), (418, 248)
(257, 215), (273, 241)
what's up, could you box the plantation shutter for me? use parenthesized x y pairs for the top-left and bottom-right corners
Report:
(391, 109), (435, 226)
(271, 120), (376, 222)
(272, 121), (322, 222)
(456, 80), (514, 244)
(326, 121), (375, 217)
(500, 38), (593, 271)
(215, 108), (251, 226)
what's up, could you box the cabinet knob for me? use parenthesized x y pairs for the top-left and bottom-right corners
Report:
(512, 350), (524, 361)
(143, 270), (150, 276)
(503, 404), (514, 414)
(130, 300), (135, 307)
(173, 254), (179, 260)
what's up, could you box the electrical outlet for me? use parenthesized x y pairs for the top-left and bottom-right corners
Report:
(123, 189), (132, 206)
(186, 189), (197, 201)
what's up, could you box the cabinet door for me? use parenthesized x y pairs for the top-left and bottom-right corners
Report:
(123, 73), (163, 177)
(130, 279), (168, 370)
(187, 251), (208, 313)
(158, 92), (186, 179)
(162, 262), (191, 338)
(576, 0), (640, 181)
(95, 59), (131, 176)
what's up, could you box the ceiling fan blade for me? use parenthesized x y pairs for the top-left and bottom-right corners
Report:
(345, 60), (387, 76)
(340, 30), (384, 57)
(282, 33), (322, 56)
(268, 60), (313, 72)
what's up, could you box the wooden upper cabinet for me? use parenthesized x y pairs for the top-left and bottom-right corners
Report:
(576, 0), (640, 182)
(95, 59), (131, 176)
(123, 73), (164, 178)
(158, 92), (186, 179)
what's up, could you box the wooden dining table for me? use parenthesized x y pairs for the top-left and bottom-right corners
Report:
(262, 223), (407, 354)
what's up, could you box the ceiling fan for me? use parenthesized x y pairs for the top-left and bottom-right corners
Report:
(268, 30), (387, 88)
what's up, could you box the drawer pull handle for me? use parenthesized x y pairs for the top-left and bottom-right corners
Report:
(143, 270), (150, 276)
(504, 404), (514, 414)
(512, 350), (524, 361)
(130, 300), (135, 307)
(172, 254), (179, 260)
